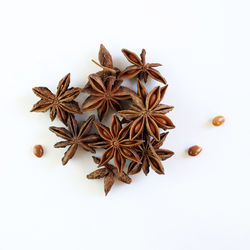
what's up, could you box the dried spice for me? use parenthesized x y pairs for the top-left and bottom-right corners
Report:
(82, 74), (133, 121)
(90, 114), (144, 173)
(94, 44), (120, 78)
(33, 145), (44, 158)
(128, 132), (174, 175)
(119, 79), (175, 141)
(83, 44), (120, 93)
(212, 116), (225, 126)
(118, 48), (167, 84)
(30, 45), (175, 195)
(31, 73), (81, 125)
(49, 115), (100, 165)
(188, 145), (202, 156)
(87, 156), (131, 195)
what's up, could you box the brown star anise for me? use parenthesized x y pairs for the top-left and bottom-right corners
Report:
(92, 44), (120, 79)
(82, 44), (120, 93)
(81, 74), (133, 121)
(31, 73), (81, 125)
(87, 156), (132, 195)
(118, 79), (175, 141)
(118, 48), (167, 84)
(49, 114), (100, 165)
(128, 132), (174, 176)
(90, 114), (144, 173)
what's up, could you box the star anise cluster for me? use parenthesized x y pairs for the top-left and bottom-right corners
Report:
(31, 44), (175, 195)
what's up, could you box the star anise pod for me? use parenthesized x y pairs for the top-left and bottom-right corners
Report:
(90, 114), (144, 173)
(82, 44), (120, 92)
(118, 79), (175, 141)
(81, 74), (133, 121)
(87, 156), (132, 195)
(49, 114), (100, 165)
(92, 44), (120, 79)
(118, 48), (167, 84)
(31, 73), (81, 125)
(128, 132), (174, 176)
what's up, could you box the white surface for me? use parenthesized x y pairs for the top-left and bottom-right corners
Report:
(0, 0), (250, 249)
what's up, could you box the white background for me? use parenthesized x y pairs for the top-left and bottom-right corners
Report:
(0, 0), (250, 249)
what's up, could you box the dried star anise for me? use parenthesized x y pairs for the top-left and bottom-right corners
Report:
(87, 156), (131, 195)
(118, 48), (167, 84)
(31, 73), (81, 125)
(118, 79), (175, 141)
(90, 114), (144, 173)
(49, 114), (100, 165)
(82, 74), (133, 121)
(83, 44), (120, 92)
(128, 132), (174, 176)
(93, 44), (120, 79)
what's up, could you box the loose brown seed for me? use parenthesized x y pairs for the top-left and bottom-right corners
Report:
(33, 145), (44, 158)
(188, 145), (202, 156)
(212, 116), (225, 126)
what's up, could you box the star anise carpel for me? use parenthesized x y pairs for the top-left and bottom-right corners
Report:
(87, 156), (132, 195)
(128, 132), (174, 176)
(92, 44), (120, 78)
(83, 44), (120, 92)
(118, 48), (167, 84)
(90, 114), (144, 173)
(81, 73), (134, 121)
(49, 114), (100, 165)
(31, 73), (81, 125)
(118, 79), (175, 141)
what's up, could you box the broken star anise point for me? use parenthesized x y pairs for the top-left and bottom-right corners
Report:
(87, 156), (132, 195)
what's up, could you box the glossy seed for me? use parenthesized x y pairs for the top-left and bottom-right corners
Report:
(155, 116), (167, 125)
(149, 93), (157, 108)
(149, 122), (156, 133)
(188, 145), (202, 156)
(212, 116), (225, 126)
(33, 145), (44, 158)
(134, 122), (142, 133)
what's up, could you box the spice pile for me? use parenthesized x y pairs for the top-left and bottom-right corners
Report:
(31, 45), (175, 195)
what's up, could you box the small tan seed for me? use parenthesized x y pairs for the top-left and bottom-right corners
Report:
(33, 145), (44, 158)
(212, 116), (225, 126)
(188, 145), (202, 156)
